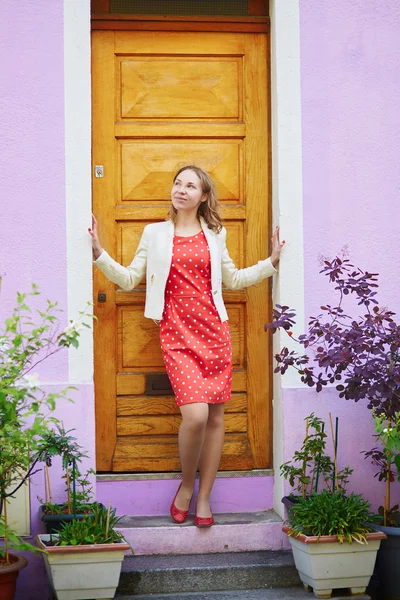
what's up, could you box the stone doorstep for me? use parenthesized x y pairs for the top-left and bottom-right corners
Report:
(118, 510), (291, 556)
(117, 592), (372, 600)
(116, 550), (302, 596)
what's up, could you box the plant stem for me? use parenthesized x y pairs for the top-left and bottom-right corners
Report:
(66, 469), (71, 514)
(302, 418), (309, 498)
(385, 465), (391, 526)
(335, 417), (339, 490)
(4, 497), (9, 564)
(329, 413), (338, 492)
(72, 458), (77, 518)
(105, 501), (111, 540)
(314, 423), (324, 493)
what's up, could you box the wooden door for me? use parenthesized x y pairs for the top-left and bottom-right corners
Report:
(92, 30), (272, 472)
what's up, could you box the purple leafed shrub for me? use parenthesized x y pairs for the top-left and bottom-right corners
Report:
(265, 257), (400, 419)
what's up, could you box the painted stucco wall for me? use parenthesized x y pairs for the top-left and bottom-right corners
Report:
(281, 0), (400, 510)
(0, 0), (67, 380)
(0, 2), (94, 599)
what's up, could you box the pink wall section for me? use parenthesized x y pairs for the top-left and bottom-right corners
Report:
(300, 0), (400, 308)
(0, 0), (67, 380)
(295, 0), (400, 507)
(97, 476), (274, 516)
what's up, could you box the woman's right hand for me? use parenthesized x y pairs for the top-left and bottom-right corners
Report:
(88, 214), (103, 260)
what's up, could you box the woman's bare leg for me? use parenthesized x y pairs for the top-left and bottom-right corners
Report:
(174, 402), (209, 511)
(196, 403), (225, 517)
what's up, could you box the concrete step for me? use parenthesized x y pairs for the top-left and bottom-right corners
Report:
(118, 511), (290, 555)
(116, 550), (301, 596)
(116, 592), (372, 600)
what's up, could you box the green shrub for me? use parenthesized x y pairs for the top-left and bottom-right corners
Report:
(286, 489), (375, 544)
(56, 504), (128, 547)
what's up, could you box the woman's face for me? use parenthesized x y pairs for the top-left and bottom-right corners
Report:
(171, 169), (205, 214)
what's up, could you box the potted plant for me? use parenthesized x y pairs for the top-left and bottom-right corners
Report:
(284, 490), (385, 598)
(280, 413), (353, 509)
(0, 285), (93, 599)
(364, 411), (400, 599)
(37, 425), (102, 533)
(279, 411), (385, 598)
(36, 503), (132, 600)
(266, 256), (400, 598)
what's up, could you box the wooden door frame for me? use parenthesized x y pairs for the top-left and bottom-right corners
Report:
(91, 4), (274, 472)
(91, 0), (269, 32)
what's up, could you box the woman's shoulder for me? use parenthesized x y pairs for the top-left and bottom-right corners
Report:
(143, 220), (172, 235)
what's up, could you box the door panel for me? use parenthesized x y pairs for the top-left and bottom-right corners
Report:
(92, 30), (271, 472)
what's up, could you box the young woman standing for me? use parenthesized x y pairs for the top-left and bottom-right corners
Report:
(89, 165), (284, 527)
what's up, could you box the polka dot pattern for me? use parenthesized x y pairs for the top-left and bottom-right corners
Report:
(160, 231), (232, 407)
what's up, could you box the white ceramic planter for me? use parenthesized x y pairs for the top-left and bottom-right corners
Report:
(283, 527), (386, 599)
(37, 534), (131, 600)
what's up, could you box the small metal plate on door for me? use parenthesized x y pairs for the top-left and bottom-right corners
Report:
(98, 292), (107, 303)
(95, 165), (104, 178)
(146, 373), (174, 396)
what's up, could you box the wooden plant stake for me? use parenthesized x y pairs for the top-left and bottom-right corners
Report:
(329, 413), (338, 491)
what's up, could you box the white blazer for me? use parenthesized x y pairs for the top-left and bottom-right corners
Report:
(94, 218), (277, 322)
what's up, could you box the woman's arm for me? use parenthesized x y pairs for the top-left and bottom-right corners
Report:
(89, 216), (148, 291)
(221, 226), (284, 290)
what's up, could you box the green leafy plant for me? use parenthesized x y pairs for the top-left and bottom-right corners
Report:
(280, 413), (353, 498)
(0, 285), (94, 564)
(38, 424), (96, 516)
(46, 504), (132, 550)
(364, 411), (400, 526)
(285, 490), (375, 544)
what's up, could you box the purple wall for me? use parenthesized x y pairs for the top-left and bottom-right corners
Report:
(300, 0), (400, 308)
(295, 0), (400, 507)
(0, 0), (67, 380)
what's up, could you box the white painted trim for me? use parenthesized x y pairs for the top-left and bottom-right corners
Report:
(64, 0), (93, 383)
(2, 482), (30, 537)
(270, 0), (304, 516)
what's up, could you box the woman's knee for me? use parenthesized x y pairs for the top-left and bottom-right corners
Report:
(207, 404), (225, 429)
(180, 403), (209, 431)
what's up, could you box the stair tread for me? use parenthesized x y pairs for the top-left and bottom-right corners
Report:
(121, 550), (294, 572)
(116, 590), (371, 600)
(119, 510), (281, 529)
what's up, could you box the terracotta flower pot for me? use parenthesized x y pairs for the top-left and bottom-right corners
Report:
(0, 553), (27, 600)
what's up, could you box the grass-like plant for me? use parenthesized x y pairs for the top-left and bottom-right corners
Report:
(47, 504), (131, 550)
(285, 489), (374, 544)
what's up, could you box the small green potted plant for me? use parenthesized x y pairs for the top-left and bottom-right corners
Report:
(37, 503), (133, 600)
(280, 413), (352, 509)
(364, 411), (400, 600)
(279, 411), (385, 598)
(0, 285), (94, 600)
(283, 490), (385, 598)
(38, 425), (102, 533)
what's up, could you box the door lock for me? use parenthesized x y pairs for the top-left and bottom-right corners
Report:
(98, 292), (107, 303)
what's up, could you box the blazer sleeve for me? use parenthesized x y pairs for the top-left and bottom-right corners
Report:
(94, 226), (148, 291)
(221, 228), (277, 290)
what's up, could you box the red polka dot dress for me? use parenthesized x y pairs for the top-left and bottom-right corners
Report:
(160, 231), (232, 407)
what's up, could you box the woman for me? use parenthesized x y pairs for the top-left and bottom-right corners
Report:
(89, 165), (284, 527)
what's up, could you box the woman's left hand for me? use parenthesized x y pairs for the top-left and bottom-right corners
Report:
(270, 226), (285, 268)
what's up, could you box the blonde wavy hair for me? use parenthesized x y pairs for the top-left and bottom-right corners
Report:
(168, 165), (222, 233)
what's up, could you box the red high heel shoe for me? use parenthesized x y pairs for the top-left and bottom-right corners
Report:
(194, 507), (214, 528)
(170, 483), (192, 524)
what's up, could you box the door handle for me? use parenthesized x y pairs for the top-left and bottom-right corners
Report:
(98, 292), (107, 303)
